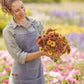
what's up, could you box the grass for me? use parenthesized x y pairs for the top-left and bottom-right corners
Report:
(0, 35), (6, 50)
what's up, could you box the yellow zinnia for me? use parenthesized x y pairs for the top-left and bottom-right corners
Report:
(47, 50), (52, 55)
(39, 47), (43, 51)
(42, 29), (45, 34)
(0, 25), (3, 29)
(51, 41), (56, 47)
(47, 39), (52, 45)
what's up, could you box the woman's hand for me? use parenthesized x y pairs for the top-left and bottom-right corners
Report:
(42, 51), (62, 60)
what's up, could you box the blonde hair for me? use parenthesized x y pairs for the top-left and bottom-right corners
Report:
(1, 0), (21, 14)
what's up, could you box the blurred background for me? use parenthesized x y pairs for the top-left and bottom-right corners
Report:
(0, 0), (84, 84)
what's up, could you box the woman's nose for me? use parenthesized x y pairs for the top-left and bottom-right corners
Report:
(20, 9), (24, 13)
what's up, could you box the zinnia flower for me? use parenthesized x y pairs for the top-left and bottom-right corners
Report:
(47, 39), (52, 45)
(51, 41), (56, 47)
(3, 80), (9, 84)
(36, 28), (71, 63)
(39, 47), (43, 51)
(66, 45), (71, 54)
(47, 50), (53, 55)
(36, 35), (41, 41)
(5, 67), (11, 71)
(42, 29), (45, 34)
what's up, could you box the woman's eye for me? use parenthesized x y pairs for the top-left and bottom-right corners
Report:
(15, 9), (19, 12)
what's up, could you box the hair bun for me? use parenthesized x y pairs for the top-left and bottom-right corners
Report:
(1, 0), (7, 13)
(2, 7), (8, 13)
(1, 0), (11, 14)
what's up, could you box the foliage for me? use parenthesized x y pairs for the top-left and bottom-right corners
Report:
(22, 0), (84, 2)
(0, 35), (6, 50)
(22, 0), (61, 3)
(61, 0), (84, 1)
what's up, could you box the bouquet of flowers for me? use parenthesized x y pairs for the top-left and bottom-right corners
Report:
(36, 28), (71, 63)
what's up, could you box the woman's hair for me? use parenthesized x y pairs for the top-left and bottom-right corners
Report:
(1, 0), (21, 14)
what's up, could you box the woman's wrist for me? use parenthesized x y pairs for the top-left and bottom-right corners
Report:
(39, 51), (45, 56)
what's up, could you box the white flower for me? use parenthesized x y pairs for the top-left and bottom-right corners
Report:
(53, 78), (58, 83)
(49, 71), (61, 78)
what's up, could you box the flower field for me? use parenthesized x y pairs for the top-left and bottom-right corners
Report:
(0, 2), (84, 84)
(0, 48), (84, 84)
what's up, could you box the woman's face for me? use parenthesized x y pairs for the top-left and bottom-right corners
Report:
(11, 0), (26, 20)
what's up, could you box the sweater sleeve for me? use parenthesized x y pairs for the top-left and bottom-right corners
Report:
(3, 27), (27, 64)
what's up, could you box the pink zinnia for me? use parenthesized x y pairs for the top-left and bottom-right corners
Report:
(60, 76), (65, 80)
(52, 69), (58, 72)
(65, 65), (70, 69)
(60, 71), (65, 75)
(5, 67), (11, 71)
(50, 80), (54, 84)
(72, 69), (79, 75)
(43, 69), (47, 75)
(66, 70), (70, 75)
(0, 71), (6, 76)
(57, 65), (61, 70)
(66, 78), (76, 83)
(3, 80), (9, 84)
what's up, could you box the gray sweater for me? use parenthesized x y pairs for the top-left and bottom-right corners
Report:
(3, 16), (45, 64)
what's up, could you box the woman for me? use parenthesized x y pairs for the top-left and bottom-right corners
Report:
(1, 0), (59, 84)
